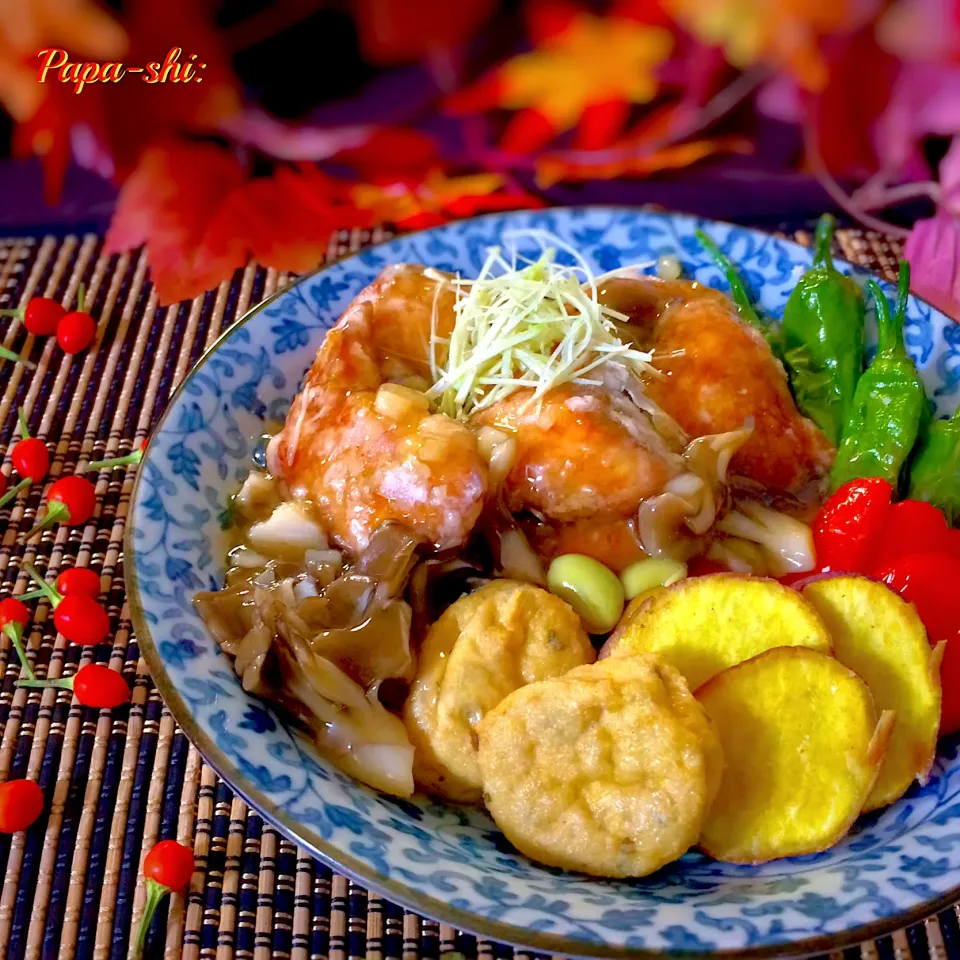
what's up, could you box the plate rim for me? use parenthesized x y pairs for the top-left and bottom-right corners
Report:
(125, 205), (960, 959)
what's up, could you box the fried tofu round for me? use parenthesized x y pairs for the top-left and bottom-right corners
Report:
(404, 580), (594, 802)
(697, 647), (892, 863)
(600, 574), (832, 689)
(477, 656), (722, 877)
(803, 576), (942, 811)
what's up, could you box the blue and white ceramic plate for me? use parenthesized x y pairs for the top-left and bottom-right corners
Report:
(127, 208), (960, 959)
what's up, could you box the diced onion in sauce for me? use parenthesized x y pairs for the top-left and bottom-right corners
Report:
(374, 382), (430, 419)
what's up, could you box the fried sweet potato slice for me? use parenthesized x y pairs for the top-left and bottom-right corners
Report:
(600, 574), (832, 689)
(404, 580), (594, 802)
(803, 576), (943, 811)
(478, 656), (721, 877)
(697, 647), (892, 863)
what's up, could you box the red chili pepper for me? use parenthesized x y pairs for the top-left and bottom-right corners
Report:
(868, 500), (955, 574)
(0, 778), (44, 833)
(812, 477), (893, 572)
(56, 285), (96, 355)
(875, 551), (960, 734)
(0, 296), (66, 335)
(21, 475), (96, 540)
(0, 597), (34, 679)
(135, 840), (196, 956)
(87, 438), (147, 471)
(11, 408), (49, 485)
(55, 567), (101, 598)
(54, 595), (110, 646)
(17, 663), (129, 707)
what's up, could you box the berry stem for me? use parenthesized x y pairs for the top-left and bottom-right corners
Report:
(0, 345), (35, 369)
(76, 284), (86, 314)
(18, 408), (29, 441)
(22, 565), (62, 607)
(0, 308), (23, 317)
(22, 501), (71, 542)
(17, 589), (46, 601)
(0, 477), (31, 509)
(2, 623), (34, 681)
(134, 878), (169, 958)
(16, 676), (71, 691)
(87, 449), (144, 470)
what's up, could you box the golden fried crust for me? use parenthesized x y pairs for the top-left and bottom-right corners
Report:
(477, 656), (721, 878)
(403, 580), (594, 803)
(647, 297), (835, 494)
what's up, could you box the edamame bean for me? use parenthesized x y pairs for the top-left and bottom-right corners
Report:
(547, 554), (624, 634)
(619, 558), (687, 600)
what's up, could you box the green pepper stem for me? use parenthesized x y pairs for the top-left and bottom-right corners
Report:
(18, 407), (29, 441)
(0, 345), (35, 369)
(87, 449), (143, 470)
(0, 476), (32, 509)
(134, 878), (170, 958)
(867, 279), (904, 357)
(22, 564), (62, 607)
(2, 623), (35, 681)
(695, 228), (765, 329)
(21, 501), (71, 542)
(812, 214), (836, 269)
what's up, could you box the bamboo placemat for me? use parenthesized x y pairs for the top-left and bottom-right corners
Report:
(0, 223), (955, 960)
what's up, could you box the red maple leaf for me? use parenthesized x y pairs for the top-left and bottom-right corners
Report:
(352, 0), (497, 64)
(105, 141), (247, 304)
(106, 144), (374, 304)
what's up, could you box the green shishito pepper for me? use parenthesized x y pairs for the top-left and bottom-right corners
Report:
(829, 261), (926, 493)
(908, 405), (960, 525)
(781, 214), (865, 446)
(694, 228), (782, 353)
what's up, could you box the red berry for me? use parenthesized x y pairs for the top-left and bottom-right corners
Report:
(144, 840), (195, 890)
(56, 567), (101, 598)
(11, 437), (49, 483)
(23, 298), (65, 336)
(0, 597), (29, 629)
(53, 595), (110, 645)
(72, 664), (129, 708)
(0, 474), (7, 497)
(48, 476), (96, 526)
(0, 779), (44, 833)
(57, 312), (96, 354)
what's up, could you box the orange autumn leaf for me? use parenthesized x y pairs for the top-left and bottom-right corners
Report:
(534, 136), (753, 186)
(447, 0), (674, 152)
(352, 170), (507, 225)
(0, 0), (127, 122)
(660, 0), (880, 92)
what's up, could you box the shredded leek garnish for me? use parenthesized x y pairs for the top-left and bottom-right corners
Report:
(427, 232), (656, 418)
